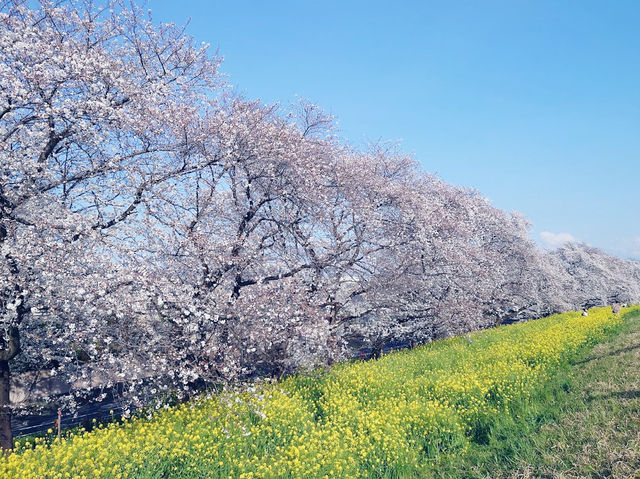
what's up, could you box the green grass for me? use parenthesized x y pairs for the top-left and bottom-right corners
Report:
(426, 307), (640, 478)
(3, 307), (636, 478)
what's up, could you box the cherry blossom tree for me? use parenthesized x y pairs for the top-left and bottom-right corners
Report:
(0, 0), (222, 449)
(548, 243), (640, 308)
(141, 101), (425, 376)
(2, 0), (640, 455)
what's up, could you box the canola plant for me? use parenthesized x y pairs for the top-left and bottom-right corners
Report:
(2, 306), (635, 479)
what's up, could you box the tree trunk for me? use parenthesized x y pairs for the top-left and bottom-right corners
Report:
(0, 359), (12, 452)
(0, 325), (19, 454)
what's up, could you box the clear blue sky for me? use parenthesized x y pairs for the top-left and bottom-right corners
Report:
(148, 0), (640, 259)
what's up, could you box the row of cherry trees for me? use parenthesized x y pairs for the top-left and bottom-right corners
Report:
(1, 0), (639, 450)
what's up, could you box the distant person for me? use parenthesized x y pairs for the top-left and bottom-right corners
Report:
(612, 303), (621, 314)
(582, 309), (589, 317)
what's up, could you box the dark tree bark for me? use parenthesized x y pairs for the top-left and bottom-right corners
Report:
(0, 359), (11, 452)
(0, 326), (20, 453)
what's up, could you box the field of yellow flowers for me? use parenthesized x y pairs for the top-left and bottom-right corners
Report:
(3, 306), (636, 479)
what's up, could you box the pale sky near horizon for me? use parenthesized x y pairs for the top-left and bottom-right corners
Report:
(148, 0), (640, 260)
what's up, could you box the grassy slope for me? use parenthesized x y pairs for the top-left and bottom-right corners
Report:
(4, 308), (636, 478)
(430, 308), (640, 479)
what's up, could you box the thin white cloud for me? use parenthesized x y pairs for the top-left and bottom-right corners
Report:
(540, 231), (577, 248)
